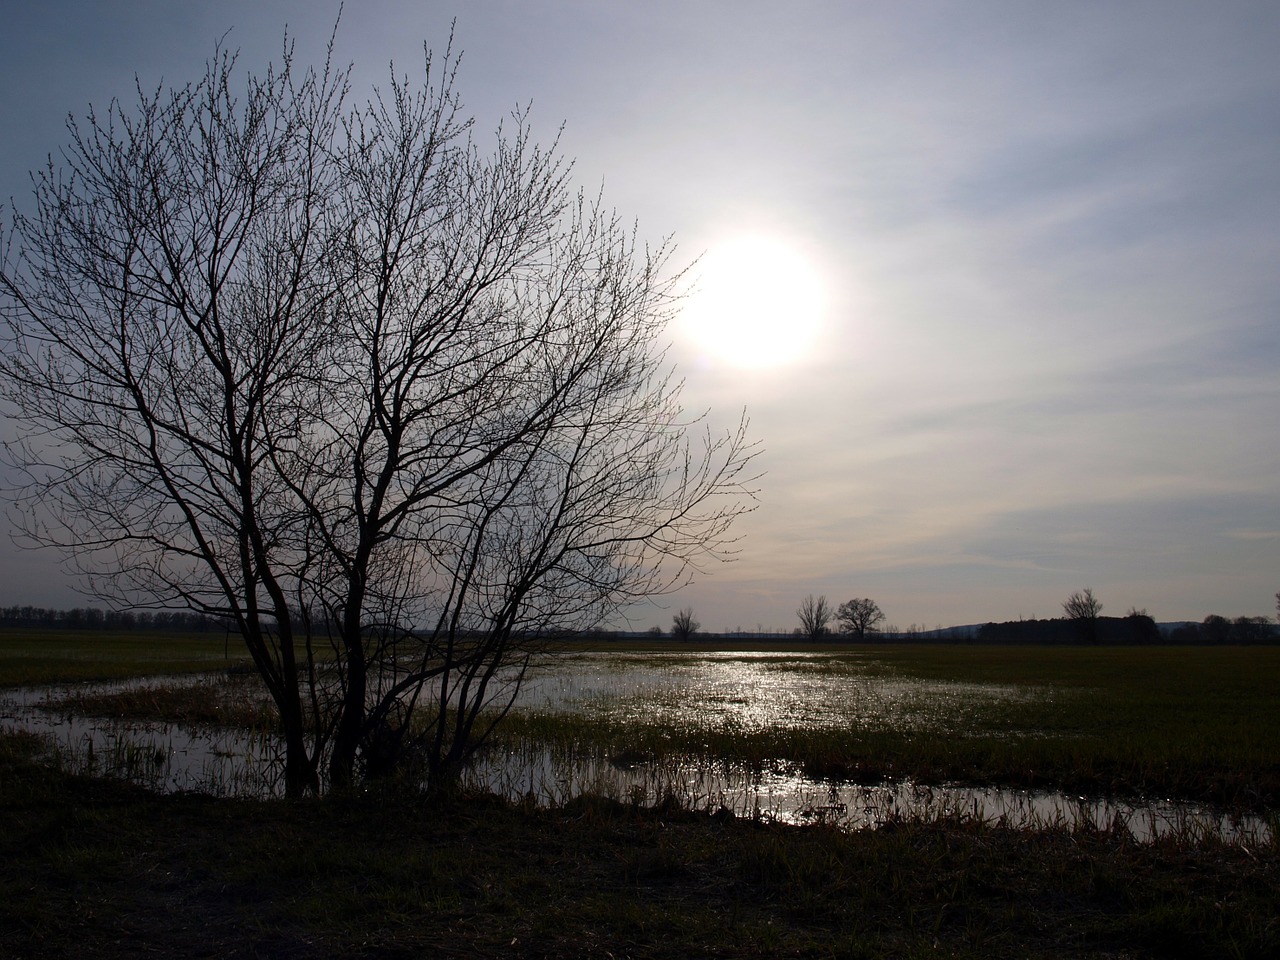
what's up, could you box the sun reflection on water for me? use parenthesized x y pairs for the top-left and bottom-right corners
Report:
(517, 650), (1046, 735)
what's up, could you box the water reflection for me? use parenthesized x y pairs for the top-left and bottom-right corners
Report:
(1, 677), (287, 797)
(517, 650), (1046, 733)
(466, 743), (1269, 844)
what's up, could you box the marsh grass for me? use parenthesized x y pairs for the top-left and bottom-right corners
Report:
(44, 673), (279, 731)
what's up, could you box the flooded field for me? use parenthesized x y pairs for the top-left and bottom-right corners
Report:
(1, 674), (282, 796)
(515, 649), (1045, 731)
(1, 648), (1273, 844)
(483, 650), (1272, 842)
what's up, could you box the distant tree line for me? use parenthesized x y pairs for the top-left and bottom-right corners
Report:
(977, 613), (1277, 645)
(791, 594), (888, 641)
(0, 606), (230, 632)
(7, 604), (1274, 646)
(1165, 615), (1277, 645)
(0, 605), (597, 640)
(978, 613), (1161, 645)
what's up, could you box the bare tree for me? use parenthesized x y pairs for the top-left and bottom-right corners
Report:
(835, 597), (885, 640)
(671, 607), (700, 642)
(1062, 588), (1103, 644)
(797, 594), (832, 641)
(0, 30), (757, 796)
(1062, 588), (1103, 620)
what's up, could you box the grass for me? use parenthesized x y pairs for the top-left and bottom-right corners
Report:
(47, 673), (280, 730)
(0, 627), (250, 686)
(2, 729), (1277, 959)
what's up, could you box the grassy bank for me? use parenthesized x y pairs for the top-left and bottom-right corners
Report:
(2, 730), (1277, 959)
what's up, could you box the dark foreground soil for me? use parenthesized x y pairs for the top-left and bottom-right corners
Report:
(2, 732), (1276, 959)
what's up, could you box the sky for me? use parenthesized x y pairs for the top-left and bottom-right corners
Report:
(1, 1), (1278, 632)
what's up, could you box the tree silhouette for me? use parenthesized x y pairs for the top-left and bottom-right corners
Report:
(797, 594), (832, 640)
(671, 607), (700, 642)
(836, 598), (885, 640)
(1062, 588), (1103, 643)
(0, 28), (757, 795)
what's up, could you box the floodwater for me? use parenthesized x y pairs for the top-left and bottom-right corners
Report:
(514, 649), (1043, 732)
(1, 674), (283, 796)
(1, 650), (1271, 844)
(480, 650), (1272, 843)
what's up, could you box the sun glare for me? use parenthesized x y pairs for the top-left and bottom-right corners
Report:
(682, 235), (826, 369)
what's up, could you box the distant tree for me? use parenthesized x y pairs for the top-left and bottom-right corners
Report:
(836, 597), (885, 640)
(1063, 588), (1103, 620)
(1275, 591), (1280, 623)
(1232, 616), (1274, 644)
(797, 594), (832, 641)
(1201, 614), (1233, 644)
(1062, 588), (1103, 643)
(1123, 610), (1161, 645)
(671, 607), (700, 642)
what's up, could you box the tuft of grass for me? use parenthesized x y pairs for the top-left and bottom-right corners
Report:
(45, 674), (279, 730)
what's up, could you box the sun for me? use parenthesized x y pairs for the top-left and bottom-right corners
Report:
(681, 234), (826, 369)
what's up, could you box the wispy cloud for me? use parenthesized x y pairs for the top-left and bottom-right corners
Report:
(3, 1), (1278, 629)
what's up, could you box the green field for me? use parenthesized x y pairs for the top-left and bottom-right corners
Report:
(0, 627), (249, 686)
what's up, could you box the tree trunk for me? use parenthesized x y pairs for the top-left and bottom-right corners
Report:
(282, 714), (319, 798)
(328, 635), (367, 790)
